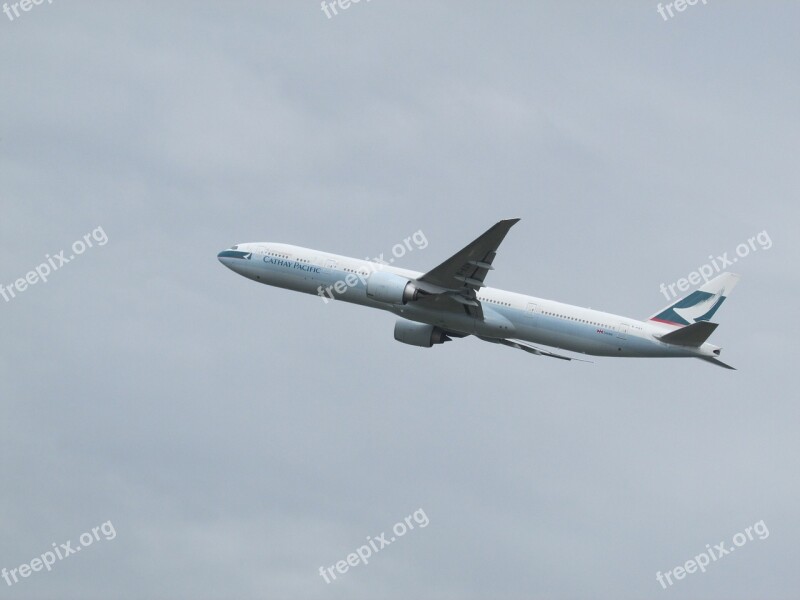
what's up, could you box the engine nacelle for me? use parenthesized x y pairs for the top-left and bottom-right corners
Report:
(366, 271), (420, 305)
(394, 320), (451, 347)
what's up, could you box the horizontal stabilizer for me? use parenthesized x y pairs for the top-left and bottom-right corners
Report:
(658, 321), (718, 347)
(698, 356), (737, 370)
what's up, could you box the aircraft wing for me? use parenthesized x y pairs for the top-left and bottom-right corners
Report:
(477, 336), (591, 362)
(418, 218), (520, 293)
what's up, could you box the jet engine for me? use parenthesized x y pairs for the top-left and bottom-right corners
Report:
(394, 319), (451, 347)
(366, 271), (421, 305)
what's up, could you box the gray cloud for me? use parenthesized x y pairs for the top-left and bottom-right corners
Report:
(1, 1), (798, 598)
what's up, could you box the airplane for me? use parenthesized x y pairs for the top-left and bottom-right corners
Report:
(217, 219), (739, 369)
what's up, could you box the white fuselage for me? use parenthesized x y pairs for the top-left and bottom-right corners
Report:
(219, 243), (720, 360)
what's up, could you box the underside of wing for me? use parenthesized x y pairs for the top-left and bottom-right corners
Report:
(414, 289), (485, 320)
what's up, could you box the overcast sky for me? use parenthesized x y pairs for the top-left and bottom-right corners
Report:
(1, 1), (798, 598)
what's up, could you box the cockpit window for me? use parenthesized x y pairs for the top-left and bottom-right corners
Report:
(218, 250), (252, 260)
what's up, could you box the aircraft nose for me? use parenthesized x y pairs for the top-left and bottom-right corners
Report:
(217, 247), (253, 269)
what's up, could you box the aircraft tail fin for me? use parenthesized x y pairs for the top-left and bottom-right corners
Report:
(650, 272), (740, 327)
